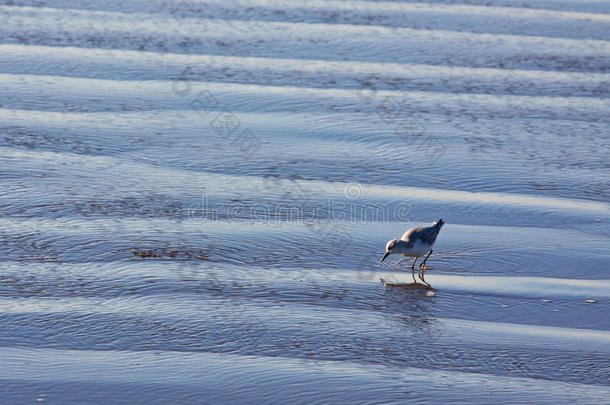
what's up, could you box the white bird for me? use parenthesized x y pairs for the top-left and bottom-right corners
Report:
(380, 219), (445, 286)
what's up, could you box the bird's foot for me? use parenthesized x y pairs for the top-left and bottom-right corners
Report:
(418, 274), (431, 287)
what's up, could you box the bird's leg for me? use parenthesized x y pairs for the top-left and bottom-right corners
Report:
(419, 251), (433, 287)
(419, 250), (433, 270)
(411, 258), (418, 283)
(418, 268), (431, 287)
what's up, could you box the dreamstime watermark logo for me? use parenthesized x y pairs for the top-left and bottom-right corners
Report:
(171, 67), (262, 159)
(355, 81), (377, 103)
(344, 182), (364, 199)
(184, 194), (412, 224)
(356, 82), (446, 165)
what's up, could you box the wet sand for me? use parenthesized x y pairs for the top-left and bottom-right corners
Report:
(1, 0), (609, 403)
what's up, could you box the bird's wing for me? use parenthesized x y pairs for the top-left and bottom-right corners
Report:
(417, 226), (440, 245)
(400, 227), (422, 242)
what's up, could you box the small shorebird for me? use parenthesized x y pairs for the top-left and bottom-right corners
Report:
(380, 219), (445, 286)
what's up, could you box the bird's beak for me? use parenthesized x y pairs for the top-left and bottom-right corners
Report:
(380, 251), (389, 263)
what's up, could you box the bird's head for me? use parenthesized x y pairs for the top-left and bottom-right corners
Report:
(380, 239), (400, 262)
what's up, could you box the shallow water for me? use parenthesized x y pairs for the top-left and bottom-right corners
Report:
(1, 0), (609, 403)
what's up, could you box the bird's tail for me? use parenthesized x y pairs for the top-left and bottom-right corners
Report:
(435, 219), (445, 229)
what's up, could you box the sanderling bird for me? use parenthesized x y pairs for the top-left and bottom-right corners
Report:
(380, 219), (445, 286)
